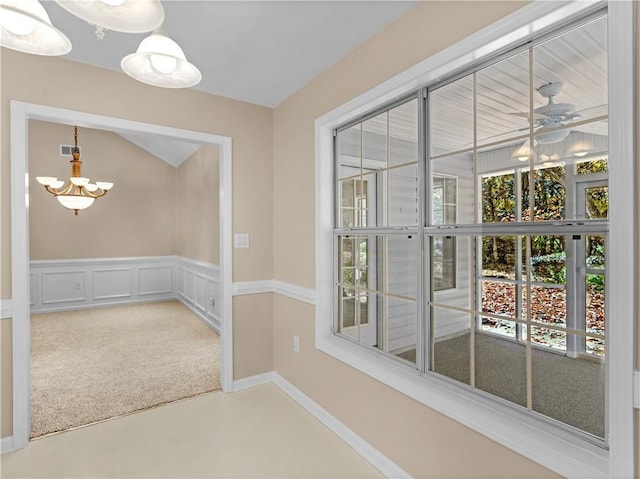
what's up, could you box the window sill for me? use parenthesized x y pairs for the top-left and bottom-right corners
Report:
(316, 332), (608, 479)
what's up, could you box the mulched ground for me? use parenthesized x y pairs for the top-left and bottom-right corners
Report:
(481, 278), (605, 356)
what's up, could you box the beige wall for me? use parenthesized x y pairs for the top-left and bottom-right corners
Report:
(30, 121), (221, 264)
(176, 145), (220, 265)
(233, 294), (273, 379)
(29, 120), (177, 259)
(274, 296), (559, 478)
(271, 1), (637, 477)
(1, 49), (274, 438)
(1, 48), (273, 297)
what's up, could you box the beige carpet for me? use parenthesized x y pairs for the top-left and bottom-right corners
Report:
(30, 301), (221, 438)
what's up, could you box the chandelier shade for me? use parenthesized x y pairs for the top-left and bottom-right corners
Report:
(36, 126), (113, 215)
(0, 0), (71, 55)
(53, 0), (164, 35)
(56, 194), (95, 211)
(121, 31), (201, 89)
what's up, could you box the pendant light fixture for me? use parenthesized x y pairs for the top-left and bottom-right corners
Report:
(53, 0), (164, 39)
(36, 126), (113, 216)
(121, 30), (201, 89)
(0, 0), (71, 55)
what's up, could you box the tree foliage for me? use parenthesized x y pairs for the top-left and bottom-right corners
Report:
(481, 160), (608, 284)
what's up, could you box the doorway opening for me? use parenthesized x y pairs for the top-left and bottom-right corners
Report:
(10, 101), (233, 450)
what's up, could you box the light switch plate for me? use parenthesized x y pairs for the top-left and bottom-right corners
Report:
(234, 233), (249, 248)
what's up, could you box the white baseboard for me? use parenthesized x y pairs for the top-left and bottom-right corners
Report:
(271, 372), (411, 479)
(1, 435), (14, 454)
(233, 372), (274, 392)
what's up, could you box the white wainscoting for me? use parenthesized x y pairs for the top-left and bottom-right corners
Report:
(30, 257), (177, 313)
(176, 257), (221, 332)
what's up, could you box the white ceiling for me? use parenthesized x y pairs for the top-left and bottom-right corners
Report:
(39, 0), (416, 165)
(41, 0), (417, 108)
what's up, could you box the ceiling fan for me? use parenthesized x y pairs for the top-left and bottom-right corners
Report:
(511, 81), (579, 144)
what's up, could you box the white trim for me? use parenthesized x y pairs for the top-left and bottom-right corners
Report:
(1, 436), (14, 455)
(272, 372), (411, 479)
(634, 371), (640, 410)
(232, 279), (316, 305)
(606, 2), (637, 476)
(233, 371), (274, 392)
(29, 255), (178, 267)
(9, 102), (234, 450)
(176, 257), (221, 333)
(0, 299), (12, 319)
(315, 2), (634, 478)
(232, 280), (273, 296)
(272, 280), (316, 305)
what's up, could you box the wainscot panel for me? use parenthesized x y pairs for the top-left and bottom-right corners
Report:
(30, 257), (177, 313)
(177, 257), (220, 332)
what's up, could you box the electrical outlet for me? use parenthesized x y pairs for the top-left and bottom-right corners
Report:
(293, 335), (300, 353)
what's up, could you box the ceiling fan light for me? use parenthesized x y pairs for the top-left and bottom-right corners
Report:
(0, 0), (71, 55)
(535, 127), (570, 145)
(569, 134), (594, 158)
(53, 0), (164, 34)
(121, 31), (201, 89)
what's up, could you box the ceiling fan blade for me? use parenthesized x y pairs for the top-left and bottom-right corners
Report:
(570, 104), (608, 121)
(508, 111), (548, 123)
(570, 122), (608, 136)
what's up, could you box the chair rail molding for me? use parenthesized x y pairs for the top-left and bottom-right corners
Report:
(232, 279), (315, 305)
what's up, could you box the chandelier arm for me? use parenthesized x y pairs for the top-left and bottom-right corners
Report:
(81, 189), (108, 199)
(57, 182), (75, 195)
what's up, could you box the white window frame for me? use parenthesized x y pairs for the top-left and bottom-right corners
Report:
(432, 174), (457, 292)
(314, 2), (635, 478)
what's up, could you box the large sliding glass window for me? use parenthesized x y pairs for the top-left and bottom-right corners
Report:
(334, 13), (609, 443)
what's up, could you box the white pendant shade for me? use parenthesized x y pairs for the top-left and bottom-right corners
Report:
(53, 0), (164, 34)
(121, 31), (201, 89)
(56, 194), (95, 211)
(36, 176), (57, 186)
(70, 176), (90, 186)
(0, 0), (71, 55)
(95, 181), (114, 190)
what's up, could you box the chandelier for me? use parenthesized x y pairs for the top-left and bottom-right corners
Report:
(36, 126), (113, 215)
